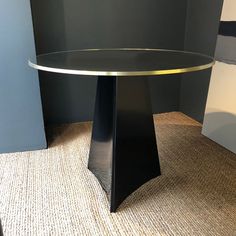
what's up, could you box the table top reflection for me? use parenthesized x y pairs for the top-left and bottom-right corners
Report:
(29, 48), (214, 76)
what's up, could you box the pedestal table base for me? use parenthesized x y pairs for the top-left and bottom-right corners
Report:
(88, 76), (161, 212)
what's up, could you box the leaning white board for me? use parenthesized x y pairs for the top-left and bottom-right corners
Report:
(202, 62), (236, 154)
(202, 0), (236, 154)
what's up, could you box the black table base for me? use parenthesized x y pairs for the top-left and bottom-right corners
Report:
(88, 76), (161, 212)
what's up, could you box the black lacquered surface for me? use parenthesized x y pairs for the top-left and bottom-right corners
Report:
(29, 48), (214, 76)
(88, 76), (161, 212)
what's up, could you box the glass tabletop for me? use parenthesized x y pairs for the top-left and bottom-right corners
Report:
(29, 48), (214, 76)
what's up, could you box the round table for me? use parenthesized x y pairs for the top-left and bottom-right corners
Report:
(29, 48), (214, 212)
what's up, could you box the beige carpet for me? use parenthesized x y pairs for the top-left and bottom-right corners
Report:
(0, 112), (235, 236)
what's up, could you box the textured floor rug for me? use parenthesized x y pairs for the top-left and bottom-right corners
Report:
(0, 112), (235, 236)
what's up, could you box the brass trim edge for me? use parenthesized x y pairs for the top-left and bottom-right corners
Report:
(28, 48), (215, 76)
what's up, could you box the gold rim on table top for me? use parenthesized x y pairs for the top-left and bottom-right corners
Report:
(28, 48), (215, 76)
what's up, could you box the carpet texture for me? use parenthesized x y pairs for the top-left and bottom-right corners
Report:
(0, 112), (235, 236)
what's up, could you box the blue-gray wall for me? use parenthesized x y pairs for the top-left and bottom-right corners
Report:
(0, 0), (46, 153)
